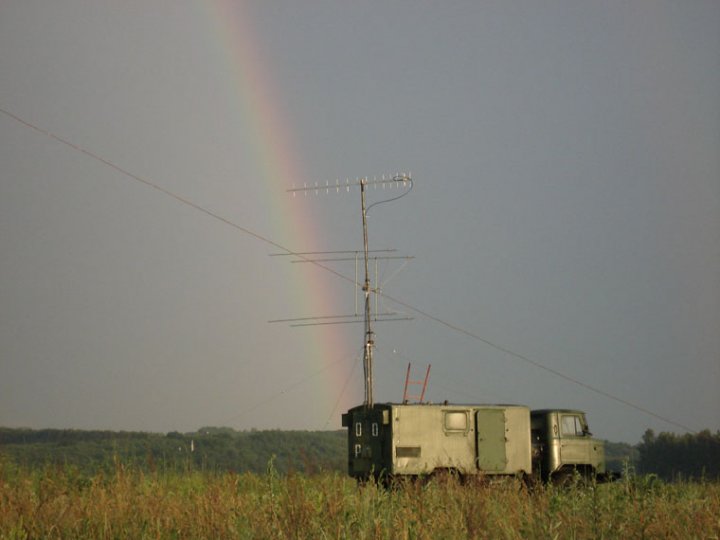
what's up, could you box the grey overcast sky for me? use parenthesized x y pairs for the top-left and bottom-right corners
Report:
(1, 1), (718, 443)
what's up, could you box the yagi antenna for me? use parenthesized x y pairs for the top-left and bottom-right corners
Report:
(275, 173), (414, 409)
(289, 173), (412, 197)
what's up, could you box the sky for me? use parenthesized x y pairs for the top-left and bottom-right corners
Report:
(0, 0), (718, 444)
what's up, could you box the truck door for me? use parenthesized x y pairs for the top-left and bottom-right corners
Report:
(475, 409), (507, 472)
(346, 409), (387, 479)
(558, 413), (590, 465)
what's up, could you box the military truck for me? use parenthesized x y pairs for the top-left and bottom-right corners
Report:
(341, 403), (605, 483)
(303, 178), (607, 484)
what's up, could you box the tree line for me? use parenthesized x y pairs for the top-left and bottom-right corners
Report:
(0, 427), (345, 475)
(638, 429), (720, 481)
(1, 426), (717, 480)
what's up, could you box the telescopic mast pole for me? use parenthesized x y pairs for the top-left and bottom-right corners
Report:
(360, 179), (374, 409)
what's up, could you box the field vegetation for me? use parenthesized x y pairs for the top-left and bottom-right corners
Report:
(2, 427), (717, 538)
(1, 458), (718, 539)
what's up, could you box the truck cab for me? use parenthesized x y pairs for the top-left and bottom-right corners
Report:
(530, 409), (605, 482)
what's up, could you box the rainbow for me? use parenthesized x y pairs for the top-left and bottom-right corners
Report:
(204, 0), (359, 425)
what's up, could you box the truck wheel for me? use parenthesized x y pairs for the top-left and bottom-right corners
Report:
(523, 472), (541, 492)
(552, 467), (595, 486)
(551, 469), (575, 487)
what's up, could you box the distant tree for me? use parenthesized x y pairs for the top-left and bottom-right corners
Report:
(638, 429), (720, 480)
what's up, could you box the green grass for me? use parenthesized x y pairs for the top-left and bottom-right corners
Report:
(1, 459), (718, 539)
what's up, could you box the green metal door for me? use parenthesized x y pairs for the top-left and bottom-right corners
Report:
(475, 409), (507, 472)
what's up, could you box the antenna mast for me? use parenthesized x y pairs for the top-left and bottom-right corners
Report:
(359, 174), (412, 408)
(360, 179), (374, 408)
(282, 173), (413, 410)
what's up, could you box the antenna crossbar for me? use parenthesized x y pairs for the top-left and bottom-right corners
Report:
(270, 249), (397, 256)
(290, 256), (414, 263)
(268, 311), (407, 323)
(269, 314), (368, 324)
(290, 317), (413, 328)
(270, 312), (411, 324)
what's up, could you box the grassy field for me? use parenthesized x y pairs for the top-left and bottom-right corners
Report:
(1, 459), (718, 539)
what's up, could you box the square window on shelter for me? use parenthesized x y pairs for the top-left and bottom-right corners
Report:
(444, 411), (468, 432)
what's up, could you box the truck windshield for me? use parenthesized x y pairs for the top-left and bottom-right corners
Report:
(560, 415), (585, 436)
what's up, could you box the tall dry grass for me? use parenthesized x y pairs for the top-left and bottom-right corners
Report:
(0, 457), (718, 539)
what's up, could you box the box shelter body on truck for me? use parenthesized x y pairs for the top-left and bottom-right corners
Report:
(341, 403), (532, 481)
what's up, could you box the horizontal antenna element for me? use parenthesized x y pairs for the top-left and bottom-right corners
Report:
(269, 249), (397, 257)
(290, 256), (413, 263)
(269, 312), (413, 325)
